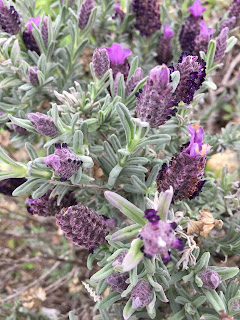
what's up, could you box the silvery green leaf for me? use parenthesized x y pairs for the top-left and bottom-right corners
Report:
(97, 292), (121, 310)
(12, 178), (46, 196)
(10, 39), (20, 66)
(146, 164), (160, 188)
(157, 186), (173, 220)
(225, 36), (237, 53)
(80, 7), (97, 38)
(127, 157), (149, 166)
(203, 81), (217, 90)
(123, 298), (135, 320)
(79, 155), (93, 168)
(122, 239), (144, 272)
(73, 130), (84, 154)
(73, 38), (89, 61)
(32, 182), (51, 199)
(91, 262), (113, 282)
(206, 40), (216, 71)
(104, 141), (118, 166)
(68, 311), (78, 320)
(192, 296), (206, 308)
(130, 175), (146, 193)
(195, 252), (210, 272)
(202, 315), (220, 320)
(107, 249), (128, 262)
(127, 56), (139, 82)
(96, 279), (108, 295)
(37, 54), (47, 73)
(171, 71), (180, 92)
(70, 168), (82, 184)
(25, 143), (38, 161)
(132, 134), (171, 153)
(146, 291), (156, 319)
(208, 266), (239, 280)
(199, 51), (206, 60)
(104, 191), (146, 226)
(0, 77), (22, 89)
(201, 289), (226, 312)
(108, 164), (123, 189)
(144, 258), (155, 275)
(117, 74), (126, 99)
(169, 309), (185, 320)
(116, 103), (135, 146)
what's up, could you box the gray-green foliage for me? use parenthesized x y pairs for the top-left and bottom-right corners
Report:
(0, 0), (239, 319)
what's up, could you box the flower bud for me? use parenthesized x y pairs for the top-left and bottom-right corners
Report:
(131, 280), (153, 309)
(157, 24), (174, 64)
(28, 112), (58, 137)
(23, 16), (41, 55)
(28, 67), (40, 86)
(107, 273), (128, 293)
(92, 47), (110, 79)
(44, 143), (83, 180)
(56, 205), (108, 250)
(27, 189), (76, 217)
(78, 0), (94, 30)
(214, 27), (229, 62)
(0, 4), (21, 35)
(13, 124), (28, 135)
(41, 16), (48, 46)
(198, 268), (221, 290)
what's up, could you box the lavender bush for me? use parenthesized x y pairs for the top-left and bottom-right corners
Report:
(0, 0), (240, 319)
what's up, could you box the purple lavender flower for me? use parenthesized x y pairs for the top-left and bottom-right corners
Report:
(0, 178), (26, 196)
(44, 143), (83, 181)
(28, 67), (39, 86)
(13, 124), (28, 135)
(136, 65), (178, 127)
(27, 189), (76, 217)
(56, 204), (108, 250)
(28, 112), (58, 137)
(157, 124), (211, 201)
(106, 43), (131, 80)
(214, 27), (229, 62)
(0, 3), (21, 35)
(228, 0), (240, 19)
(23, 16), (41, 55)
(78, 0), (94, 30)
(41, 16), (48, 46)
(126, 67), (143, 96)
(131, 280), (153, 308)
(131, 0), (161, 37)
(219, 16), (236, 32)
(139, 209), (184, 261)
(172, 54), (206, 104)
(92, 47), (110, 79)
(157, 24), (174, 64)
(179, 0), (206, 54)
(193, 21), (215, 56)
(199, 268), (221, 290)
(107, 273), (128, 293)
(113, 3), (125, 22)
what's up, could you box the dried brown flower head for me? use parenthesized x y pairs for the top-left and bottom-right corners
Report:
(187, 209), (223, 238)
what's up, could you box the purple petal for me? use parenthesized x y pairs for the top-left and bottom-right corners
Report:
(27, 16), (41, 33)
(163, 24), (174, 39)
(188, 0), (206, 18)
(105, 43), (131, 64)
(44, 154), (60, 170)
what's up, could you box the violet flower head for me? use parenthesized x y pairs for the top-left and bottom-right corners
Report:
(107, 273), (128, 293)
(179, 1), (206, 54)
(23, 18), (41, 55)
(56, 204), (108, 250)
(193, 21), (215, 55)
(78, 0), (94, 30)
(214, 27), (229, 62)
(157, 24), (174, 64)
(139, 209), (184, 260)
(27, 189), (77, 217)
(157, 124), (211, 201)
(113, 3), (125, 22)
(228, 0), (240, 19)
(92, 47), (110, 79)
(198, 268), (221, 290)
(131, 0), (161, 37)
(126, 67), (143, 96)
(28, 66), (39, 86)
(0, 4), (21, 35)
(106, 43), (131, 80)
(131, 280), (153, 309)
(188, 0), (206, 18)
(44, 143), (83, 181)
(136, 65), (178, 127)
(41, 16), (48, 46)
(28, 112), (58, 137)
(173, 54), (206, 104)
(0, 178), (26, 196)
(219, 16), (236, 32)
(13, 124), (28, 135)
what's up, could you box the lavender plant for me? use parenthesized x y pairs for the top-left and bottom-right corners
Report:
(0, 0), (240, 319)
